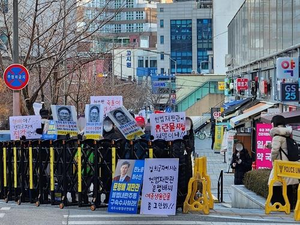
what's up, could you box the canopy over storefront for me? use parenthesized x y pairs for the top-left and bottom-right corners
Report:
(261, 110), (300, 124)
(221, 98), (253, 117)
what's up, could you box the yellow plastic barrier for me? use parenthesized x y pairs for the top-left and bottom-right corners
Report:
(265, 160), (300, 221)
(3, 147), (6, 187)
(183, 156), (213, 214)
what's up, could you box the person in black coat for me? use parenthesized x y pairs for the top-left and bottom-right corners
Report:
(230, 141), (252, 185)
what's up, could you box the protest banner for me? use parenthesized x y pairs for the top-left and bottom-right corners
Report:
(256, 123), (272, 169)
(41, 120), (57, 140)
(0, 130), (10, 141)
(51, 105), (78, 136)
(108, 159), (144, 214)
(150, 112), (186, 141)
(108, 106), (144, 140)
(90, 96), (123, 115)
(140, 158), (179, 215)
(214, 125), (224, 151)
(84, 104), (104, 140)
(9, 116), (41, 140)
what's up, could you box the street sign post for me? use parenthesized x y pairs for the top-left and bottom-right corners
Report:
(3, 64), (29, 90)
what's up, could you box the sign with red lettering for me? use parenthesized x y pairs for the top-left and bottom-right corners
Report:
(276, 57), (299, 80)
(236, 78), (249, 91)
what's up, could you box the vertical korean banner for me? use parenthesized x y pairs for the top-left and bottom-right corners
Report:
(150, 112), (186, 141)
(90, 96), (123, 115)
(108, 159), (144, 214)
(140, 158), (179, 215)
(256, 123), (272, 169)
(214, 125), (224, 151)
(9, 116), (41, 140)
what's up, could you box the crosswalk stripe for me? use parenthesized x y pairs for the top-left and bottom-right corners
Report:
(0, 207), (10, 210)
(0, 213), (5, 218)
(64, 214), (168, 218)
(64, 221), (210, 225)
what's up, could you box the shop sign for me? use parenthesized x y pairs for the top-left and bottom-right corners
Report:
(211, 107), (221, 120)
(276, 57), (299, 80)
(126, 50), (132, 68)
(218, 82), (225, 90)
(281, 83), (299, 101)
(236, 78), (249, 91)
(256, 123), (272, 169)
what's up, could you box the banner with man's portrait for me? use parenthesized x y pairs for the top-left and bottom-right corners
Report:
(84, 104), (104, 140)
(107, 106), (144, 140)
(51, 105), (78, 136)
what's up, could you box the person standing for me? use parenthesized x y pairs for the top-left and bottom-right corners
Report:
(267, 115), (299, 209)
(230, 141), (252, 185)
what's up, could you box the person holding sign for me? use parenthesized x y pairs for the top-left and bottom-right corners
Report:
(113, 161), (131, 182)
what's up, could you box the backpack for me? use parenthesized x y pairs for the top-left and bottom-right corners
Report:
(276, 135), (300, 161)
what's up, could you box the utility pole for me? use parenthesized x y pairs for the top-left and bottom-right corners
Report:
(63, 0), (67, 105)
(111, 39), (115, 94)
(12, 0), (20, 116)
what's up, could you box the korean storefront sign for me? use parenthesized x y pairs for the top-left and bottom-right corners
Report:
(236, 78), (249, 91)
(9, 115), (41, 140)
(126, 50), (132, 68)
(140, 158), (179, 215)
(90, 96), (123, 115)
(281, 83), (299, 102)
(108, 159), (144, 214)
(150, 112), (186, 141)
(276, 57), (299, 80)
(213, 125), (224, 151)
(256, 123), (272, 169)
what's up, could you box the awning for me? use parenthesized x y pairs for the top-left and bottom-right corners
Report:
(230, 102), (275, 128)
(221, 98), (252, 116)
(261, 110), (300, 124)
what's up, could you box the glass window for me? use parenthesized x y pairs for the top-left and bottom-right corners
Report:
(136, 23), (143, 32)
(115, 0), (122, 8)
(160, 54), (164, 60)
(160, 19), (164, 28)
(150, 59), (157, 67)
(136, 11), (143, 20)
(138, 56), (144, 67)
(160, 8), (164, 12)
(126, 12), (134, 20)
(160, 35), (164, 44)
(126, 24), (134, 32)
(293, 0), (300, 44)
(282, 1), (292, 49)
(114, 24), (121, 33)
(126, 0), (134, 8)
(161, 68), (164, 74)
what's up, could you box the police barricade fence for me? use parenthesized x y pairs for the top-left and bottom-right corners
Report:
(0, 138), (193, 210)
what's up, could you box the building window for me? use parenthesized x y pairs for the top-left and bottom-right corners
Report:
(138, 56), (144, 67)
(136, 11), (143, 20)
(126, 12), (134, 20)
(160, 8), (164, 12)
(150, 57), (157, 67)
(126, 24), (134, 32)
(115, 13), (121, 21)
(160, 54), (164, 60)
(197, 19), (212, 73)
(136, 23), (143, 32)
(160, 20), (164, 28)
(115, 0), (122, 8)
(115, 24), (121, 33)
(126, 0), (134, 8)
(161, 68), (165, 74)
(160, 35), (164, 44)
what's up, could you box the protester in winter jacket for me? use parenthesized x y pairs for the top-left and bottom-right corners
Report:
(267, 115), (299, 209)
(230, 141), (252, 185)
(103, 117), (124, 140)
(185, 117), (195, 155)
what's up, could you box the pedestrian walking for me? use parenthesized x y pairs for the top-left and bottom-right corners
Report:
(230, 141), (252, 185)
(267, 115), (299, 209)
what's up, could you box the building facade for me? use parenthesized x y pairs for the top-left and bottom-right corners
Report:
(156, 0), (213, 75)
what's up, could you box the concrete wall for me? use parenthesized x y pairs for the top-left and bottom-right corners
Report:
(213, 0), (245, 74)
(185, 93), (224, 116)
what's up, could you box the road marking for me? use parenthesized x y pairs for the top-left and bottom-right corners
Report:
(64, 222), (209, 225)
(0, 213), (5, 218)
(64, 214), (168, 218)
(0, 207), (10, 211)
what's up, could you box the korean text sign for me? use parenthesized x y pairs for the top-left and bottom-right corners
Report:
(108, 159), (144, 214)
(236, 78), (249, 91)
(276, 57), (299, 80)
(84, 104), (104, 140)
(51, 105), (78, 136)
(140, 158), (179, 215)
(108, 106), (144, 140)
(42, 120), (57, 140)
(150, 112), (186, 141)
(256, 123), (272, 169)
(213, 125), (224, 151)
(90, 96), (123, 115)
(9, 116), (41, 140)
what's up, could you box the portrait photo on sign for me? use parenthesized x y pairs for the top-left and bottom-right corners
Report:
(51, 105), (77, 122)
(86, 104), (103, 122)
(113, 159), (135, 182)
(109, 106), (133, 126)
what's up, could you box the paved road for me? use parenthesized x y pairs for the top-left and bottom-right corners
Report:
(0, 137), (297, 224)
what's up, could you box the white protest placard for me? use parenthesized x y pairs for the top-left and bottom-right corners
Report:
(150, 112), (186, 141)
(90, 96), (123, 115)
(108, 106), (144, 140)
(9, 116), (42, 140)
(140, 158), (179, 215)
(84, 104), (104, 140)
(51, 105), (78, 136)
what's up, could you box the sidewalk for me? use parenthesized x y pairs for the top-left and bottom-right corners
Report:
(194, 137), (296, 223)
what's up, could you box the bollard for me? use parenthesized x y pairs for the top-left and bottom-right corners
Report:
(111, 140), (116, 179)
(148, 141), (153, 159)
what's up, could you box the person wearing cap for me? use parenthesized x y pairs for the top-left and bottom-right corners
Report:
(135, 116), (151, 140)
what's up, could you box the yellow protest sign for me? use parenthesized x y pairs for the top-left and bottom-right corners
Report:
(213, 126), (224, 151)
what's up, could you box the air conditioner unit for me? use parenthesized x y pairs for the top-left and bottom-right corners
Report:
(225, 54), (233, 67)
